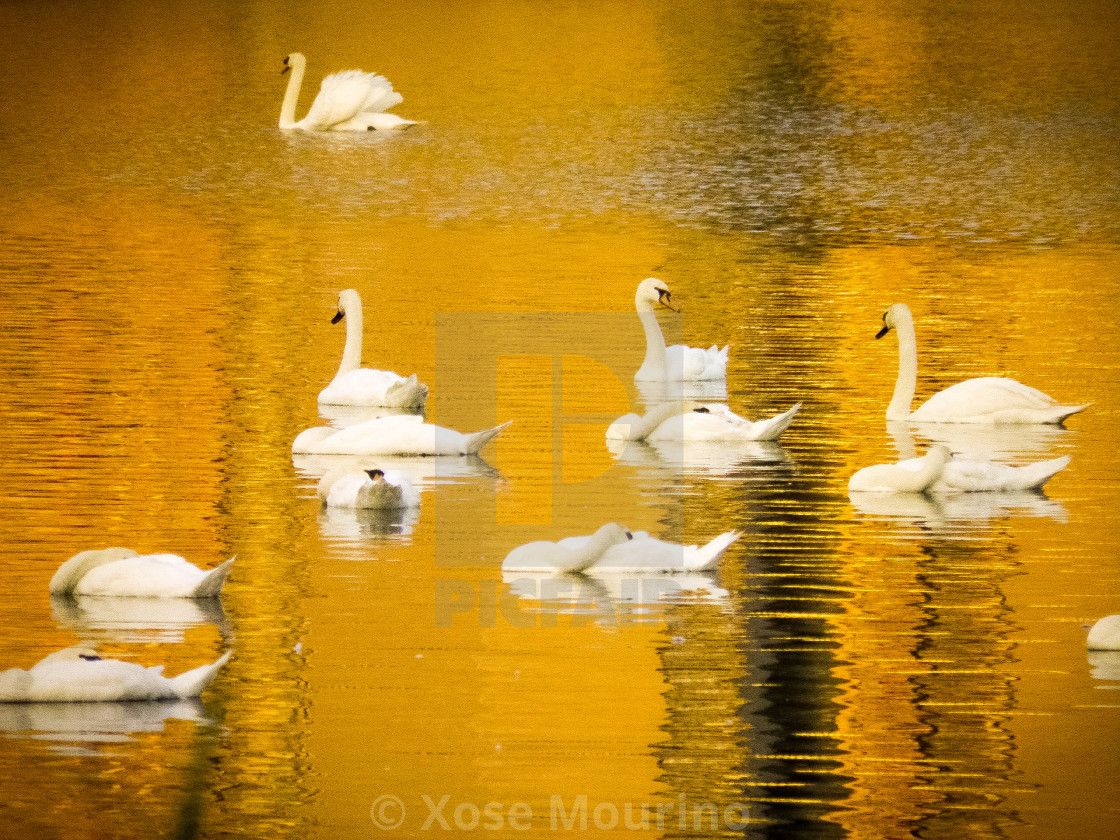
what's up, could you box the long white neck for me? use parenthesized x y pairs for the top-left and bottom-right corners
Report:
(563, 524), (626, 572)
(279, 57), (306, 129)
(636, 309), (667, 379)
(887, 308), (918, 421)
(336, 305), (363, 376)
(628, 401), (688, 441)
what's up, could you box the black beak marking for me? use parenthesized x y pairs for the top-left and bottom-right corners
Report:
(331, 310), (344, 324)
(365, 469), (385, 479)
(875, 324), (890, 339)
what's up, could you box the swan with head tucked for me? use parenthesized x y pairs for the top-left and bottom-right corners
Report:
(503, 524), (740, 574)
(293, 415), (511, 456)
(1088, 615), (1120, 650)
(0, 647), (231, 702)
(634, 278), (727, 381)
(318, 289), (428, 409)
(607, 400), (801, 443)
(317, 465), (420, 509)
(279, 53), (416, 131)
(876, 303), (1089, 424)
(49, 548), (234, 598)
(849, 444), (1071, 494)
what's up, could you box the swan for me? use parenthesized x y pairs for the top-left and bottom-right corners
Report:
(279, 53), (415, 131)
(848, 444), (953, 493)
(1088, 615), (1120, 650)
(502, 524), (740, 574)
(607, 400), (801, 443)
(634, 278), (727, 381)
(49, 549), (234, 599)
(0, 648), (231, 702)
(318, 289), (428, 409)
(876, 303), (1090, 424)
(293, 415), (511, 456)
(849, 446), (1071, 494)
(317, 465), (420, 509)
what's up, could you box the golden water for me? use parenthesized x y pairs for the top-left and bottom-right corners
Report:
(0, 0), (1118, 837)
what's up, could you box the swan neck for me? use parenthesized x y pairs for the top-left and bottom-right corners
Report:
(636, 309), (667, 378)
(337, 305), (363, 376)
(279, 58), (306, 129)
(630, 401), (685, 440)
(568, 527), (618, 569)
(888, 310), (918, 421)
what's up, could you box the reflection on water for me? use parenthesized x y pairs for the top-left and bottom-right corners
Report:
(1, 0), (1119, 838)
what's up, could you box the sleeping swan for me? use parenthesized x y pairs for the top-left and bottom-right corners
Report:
(293, 415), (511, 456)
(1088, 615), (1120, 650)
(49, 549), (234, 598)
(317, 466), (420, 509)
(279, 52), (415, 131)
(634, 278), (727, 381)
(502, 523), (740, 574)
(0, 647), (231, 702)
(849, 444), (1071, 494)
(876, 303), (1089, 424)
(318, 289), (428, 409)
(607, 400), (801, 443)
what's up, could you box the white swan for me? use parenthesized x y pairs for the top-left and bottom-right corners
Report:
(318, 289), (428, 409)
(0, 648), (231, 702)
(279, 53), (415, 131)
(634, 278), (727, 381)
(293, 415), (511, 456)
(1088, 615), (1120, 650)
(502, 524), (740, 574)
(49, 549), (234, 599)
(607, 400), (801, 443)
(849, 445), (1071, 494)
(848, 444), (953, 493)
(876, 303), (1090, 424)
(317, 465), (420, 509)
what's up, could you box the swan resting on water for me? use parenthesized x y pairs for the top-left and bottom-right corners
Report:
(1087, 615), (1120, 650)
(502, 523), (740, 574)
(317, 465), (421, 509)
(318, 289), (428, 409)
(607, 400), (801, 443)
(634, 278), (727, 382)
(0, 648), (231, 702)
(875, 303), (1089, 424)
(293, 415), (511, 456)
(49, 549), (234, 598)
(848, 444), (1071, 494)
(279, 52), (415, 131)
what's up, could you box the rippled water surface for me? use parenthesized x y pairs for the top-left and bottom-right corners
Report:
(1, 1), (1118, 837)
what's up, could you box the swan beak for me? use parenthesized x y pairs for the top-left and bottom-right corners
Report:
(657, 289), (679, 313)
(282, 56), (291, 75)
(331, 310), (344, 324)
(625, 531), (633, 540)
(875, 324), (890, 339)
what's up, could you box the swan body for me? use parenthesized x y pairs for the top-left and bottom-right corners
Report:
(877, 303), (1089, 424)
(49, 549), (234, 599)
(848, 445), (954, 493)
(607, 401), (801, 443)
(849, 445), (1070, 494)
(293, 415), (511, 456)
(1088, 615), (1120, 650)
(317, 466), (420, 509)
(318, 289), (428, 409)
(502, 525), (739, 574)
(0, 648), (231, 702)
(634, 278), (727, 381)
(279, 53), (415, 131)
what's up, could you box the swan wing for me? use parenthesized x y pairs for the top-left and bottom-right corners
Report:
(301, 70), (390, 129)
(666, 344), (728, 381)
(319, 368), (411, 406)
(935, 455), (1070, 492)
(914, 377), (1087, 423)
(73, 554), (206, 598)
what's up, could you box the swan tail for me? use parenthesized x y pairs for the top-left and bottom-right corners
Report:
(385, 374), (429, 409)
(687, 531), (741, 572)
(462, 420), (512, 455)
(170, 651), (232, 699)
(192, 558), (235, 598)
(752, 403), (802, 441)
(1054, 403), (1091, 424)
(1012, 455), (1071, 490)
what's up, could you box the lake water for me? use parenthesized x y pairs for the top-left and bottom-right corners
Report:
(0, 0), (1118, 837)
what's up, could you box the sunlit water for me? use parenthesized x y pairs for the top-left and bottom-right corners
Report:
(1, 1), (1118, 838)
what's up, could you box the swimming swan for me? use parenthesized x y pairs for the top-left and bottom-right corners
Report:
(848, 444), (1071, 493)
(279, 52), (415, 131)
(293, 415), (511, 456)
(502, 524), (740, 574)
(318, 289), (428, 409)
(317, 466), (420, 509)
(876, 303), (1089, 424)
(49, 549), (234, 598)
(0, 648), (231, 702)
(634, 278), (727, 381)
(607, 400), (801, 443)
(1088, 615), (1120, 650)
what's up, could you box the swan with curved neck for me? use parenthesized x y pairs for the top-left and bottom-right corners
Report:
(877, 303), (1090, 424)
(607, 400), (800, 443)
(279, 53), (415, 131)
(634, 278), (727, 381)
(318, 289), (428, 409)
(49, 548), (234, 598)
(502, 523), (634, 574)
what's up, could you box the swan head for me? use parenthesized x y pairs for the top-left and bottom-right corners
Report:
(636, 278), (680, 313)
(876, 303), (913, 339)
(926, 444), (953, 463)
(282, 53), (306, 75)
(332, 289), (361, 324)
(365, 469), (386, 482)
